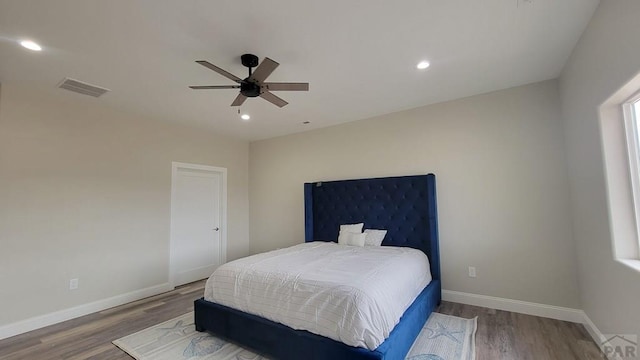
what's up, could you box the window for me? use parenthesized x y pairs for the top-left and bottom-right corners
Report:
(623, 94), (640, 253)
(600, 79), (640, 269)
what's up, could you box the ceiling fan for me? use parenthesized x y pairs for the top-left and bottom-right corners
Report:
(189, 54), (309, 108)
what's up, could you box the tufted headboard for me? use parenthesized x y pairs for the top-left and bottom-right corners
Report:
(304, 174), (440, 281)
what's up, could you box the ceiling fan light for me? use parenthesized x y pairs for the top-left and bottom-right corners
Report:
(241, 114), (251, 121)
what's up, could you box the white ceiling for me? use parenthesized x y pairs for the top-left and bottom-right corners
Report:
(0, 0), (599, 141)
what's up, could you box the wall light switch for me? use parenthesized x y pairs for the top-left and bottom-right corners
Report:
(69, 278), (79, 290)
(468, 266), (477, 278)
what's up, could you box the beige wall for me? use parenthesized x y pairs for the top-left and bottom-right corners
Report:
(0, 84), (249, 326)
(560, 0), (640, 336)
(250, 80), (581, 308)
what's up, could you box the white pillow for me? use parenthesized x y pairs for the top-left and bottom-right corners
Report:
(363, 229), (387, 246)
(338, 231), (366, 247)
(340, 223), (364, 233)
(348, 232), (367, 247)
(337, 230), (351, 245)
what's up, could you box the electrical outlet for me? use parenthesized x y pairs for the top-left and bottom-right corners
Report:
(468, 266), (477, 278)
(69, 278), (79, 290)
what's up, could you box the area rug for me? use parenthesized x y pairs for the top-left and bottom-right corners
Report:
(113, 312), (476, 360)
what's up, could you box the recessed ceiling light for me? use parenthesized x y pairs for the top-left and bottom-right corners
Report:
(241, 114), (250, 121)
(20, 40), (42, 51)
(416, 61), (430, 70)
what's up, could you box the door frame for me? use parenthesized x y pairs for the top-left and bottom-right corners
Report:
(169, 162), (228, 288)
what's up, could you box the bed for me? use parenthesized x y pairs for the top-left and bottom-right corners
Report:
(194, 174), (441, 360)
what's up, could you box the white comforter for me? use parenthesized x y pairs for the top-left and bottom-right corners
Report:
(204, 241), (432, 350)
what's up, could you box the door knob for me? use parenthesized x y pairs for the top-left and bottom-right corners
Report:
(212, 227), (220, 231)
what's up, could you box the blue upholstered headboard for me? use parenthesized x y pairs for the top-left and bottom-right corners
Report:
(304, 174), (440, 281)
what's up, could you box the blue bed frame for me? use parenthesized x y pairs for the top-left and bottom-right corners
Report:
(194, 174), (441, 360)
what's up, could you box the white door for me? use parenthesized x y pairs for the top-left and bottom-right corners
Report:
(170, 163), (227, 287)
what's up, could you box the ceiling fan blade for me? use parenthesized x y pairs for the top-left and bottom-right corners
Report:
(259, 91), (288, 108)
(189, 85), (240, 90)
(249, 57), (279, 83)
(263, 82), (309, 91)
(196, 60), (242, 83)
(231, 93), (248, 107)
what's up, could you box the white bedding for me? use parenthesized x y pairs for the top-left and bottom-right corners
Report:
(204, 241), (432, 350)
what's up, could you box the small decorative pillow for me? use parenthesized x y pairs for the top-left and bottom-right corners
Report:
(348, 232), (367, 247)
(339, 223), (364, 233)
(337, 230), (352, 245)
(338, 231), (366, 247)
(363, 229), (387, 246)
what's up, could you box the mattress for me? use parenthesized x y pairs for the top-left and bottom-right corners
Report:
(204, 241), (432, 350)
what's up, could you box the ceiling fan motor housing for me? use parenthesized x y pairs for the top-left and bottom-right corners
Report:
(240, 81), (261, 97)
(240, 54), (262, 97)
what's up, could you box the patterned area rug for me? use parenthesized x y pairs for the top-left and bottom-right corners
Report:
(113, 312), (476, 360)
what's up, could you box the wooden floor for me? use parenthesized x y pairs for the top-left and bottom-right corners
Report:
(0, 280), (603, 360)
(437, 302), (603, 360)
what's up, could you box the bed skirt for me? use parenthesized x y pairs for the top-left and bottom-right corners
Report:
(194, 279), (441, 360)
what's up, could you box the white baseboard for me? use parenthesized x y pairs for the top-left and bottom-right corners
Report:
(442, 289), (585, 323)
(580, 311), (606, 348)
(0, 282), (174, 341)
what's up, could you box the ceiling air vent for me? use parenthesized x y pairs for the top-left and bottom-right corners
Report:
(57, 78), (110, 98)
